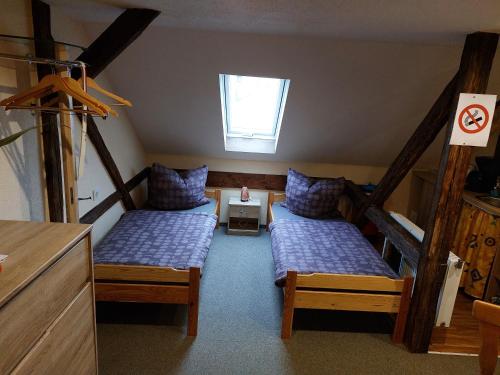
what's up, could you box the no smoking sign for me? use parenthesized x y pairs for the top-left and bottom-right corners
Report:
(450, 93), (496, 147)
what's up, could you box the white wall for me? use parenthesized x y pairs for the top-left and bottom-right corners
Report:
(0, 0), (45, 222)
(148, 153), (412, 223)
(0, 3), (147, 245)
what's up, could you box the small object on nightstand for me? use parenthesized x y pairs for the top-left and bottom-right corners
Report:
(240, 186), (250, 202)
(227, 197), (261, 236)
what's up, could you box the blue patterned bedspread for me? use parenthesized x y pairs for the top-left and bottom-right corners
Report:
(94, 210), (217, 269)
(270, 219), (398, 284)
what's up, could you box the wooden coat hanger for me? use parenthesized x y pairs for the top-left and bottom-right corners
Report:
(0, 75), (115, 118)
(79, 77), (132, 108)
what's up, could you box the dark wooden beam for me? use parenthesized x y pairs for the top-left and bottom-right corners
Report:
(344, 181), (421, 269)
(406, 32), (498, 353)
(80, 167), (150, 224)
(205, 171), (287, 191)
(84, 116), (136, 210)
(125, 166), (151, 191)
(364, 207), (421, 269)
(71, 8), (159, 214)
(79, 190), (122, 225)
(353, 74), (458, 223)
(32, 0), (64, 222)
(72, 8), (160, 80)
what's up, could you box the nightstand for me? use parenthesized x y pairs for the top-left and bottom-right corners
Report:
(227, 197), (261, 236)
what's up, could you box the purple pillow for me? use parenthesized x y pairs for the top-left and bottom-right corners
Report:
(284, 168), (345, 218)
(148, 163), (209, 210)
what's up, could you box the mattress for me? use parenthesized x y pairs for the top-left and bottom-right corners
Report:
(269, 218), (398, 285)
(93, 210), (217, 269)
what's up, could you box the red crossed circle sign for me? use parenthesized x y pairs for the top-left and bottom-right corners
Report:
(458, 104), (489, 134)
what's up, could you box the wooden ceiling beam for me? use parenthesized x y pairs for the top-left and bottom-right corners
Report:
(32, 0), (64, 222)
(353, 74), (458, 223)
(344, 181), (422, 268)
(84, 116), (137, 210)
(71, 8), (160, 212)
(73, 9), (160, 80)
(405, 32), (498, 353)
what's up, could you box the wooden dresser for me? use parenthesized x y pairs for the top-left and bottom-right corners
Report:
(0, 220), (97, 374)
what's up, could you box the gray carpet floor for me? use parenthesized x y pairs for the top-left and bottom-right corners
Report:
(96, 228), (480, 374)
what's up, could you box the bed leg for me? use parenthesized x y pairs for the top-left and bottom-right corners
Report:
(215, 190), (221, 229)
(392, 277), (413, 343)
(187, 267), (200, 337)
(281, 270), (297, 339)
(266, 192), (274, 231)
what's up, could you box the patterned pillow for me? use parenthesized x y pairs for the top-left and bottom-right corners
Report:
(284, 168), (345, 218)
(148, 163), (209, 210)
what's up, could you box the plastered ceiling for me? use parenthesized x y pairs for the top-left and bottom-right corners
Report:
(48, 1), (500, 166)
(49, 0), (500, 43)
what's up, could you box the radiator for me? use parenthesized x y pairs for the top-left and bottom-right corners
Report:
(389, 212), (464, 327)
(435, 252), (464, 327)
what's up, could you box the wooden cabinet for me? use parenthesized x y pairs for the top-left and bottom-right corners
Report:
(453, 195), (500, 300)
(227, 197), (261, 235)
(0, 220), (97, 374)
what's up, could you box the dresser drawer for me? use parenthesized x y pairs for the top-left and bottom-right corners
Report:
(0, 237), (91, 374)
(229, 205), (260, 219)
(12, 283), (97, 375)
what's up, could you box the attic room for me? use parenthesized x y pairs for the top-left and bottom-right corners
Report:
(1, 0), (500, 374)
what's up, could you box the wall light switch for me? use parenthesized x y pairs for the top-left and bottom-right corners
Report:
(92, 189), (100, 201)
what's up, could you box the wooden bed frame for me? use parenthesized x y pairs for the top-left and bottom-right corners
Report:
(267, 192), (413, 342)
(94, 189), (221, 337)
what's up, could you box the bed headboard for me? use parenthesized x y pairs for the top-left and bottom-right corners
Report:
(266, 191), (353, 226)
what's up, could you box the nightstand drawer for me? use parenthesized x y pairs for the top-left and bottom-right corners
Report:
(229, 205), (260, 218)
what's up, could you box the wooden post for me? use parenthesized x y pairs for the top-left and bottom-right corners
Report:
(56, 44), (79, 223)
(406, 32), (498, 352)
(32, 0), (64, 222)
(187, 267), (200, 337)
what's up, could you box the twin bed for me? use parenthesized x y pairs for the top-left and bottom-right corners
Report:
(93, 189), (221, 337)
(267, 192), (413, 342)
(91, 164), (412, 342)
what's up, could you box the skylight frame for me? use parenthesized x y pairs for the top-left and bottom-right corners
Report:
(219, 73), (290, 154)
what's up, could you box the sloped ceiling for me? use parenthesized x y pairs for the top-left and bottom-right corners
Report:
(49, 1), (500, 167)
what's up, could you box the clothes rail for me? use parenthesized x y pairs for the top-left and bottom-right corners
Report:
(0, 33), (86, 50)
(0, 52), (89, 177)
(0, 52), (86, 68)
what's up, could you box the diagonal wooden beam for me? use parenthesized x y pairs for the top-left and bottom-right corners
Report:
(406, 32), (498, 353)
(80, 167), (150, 225)
(353, 73), (458, 223)
(73, 9), (160, 80)
(83, 116), (137, 210)
(32, 0), (64, 222)
(344, 181), (421, 269)
(72, 8), (160, 212)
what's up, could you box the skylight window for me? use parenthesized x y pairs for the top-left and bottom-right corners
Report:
(219, 74), (290, 153)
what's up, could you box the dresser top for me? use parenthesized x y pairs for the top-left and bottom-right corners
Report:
(228, 197), (261, 207)
(463, 191), (500, 217)
(0, 220), (91, 308)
